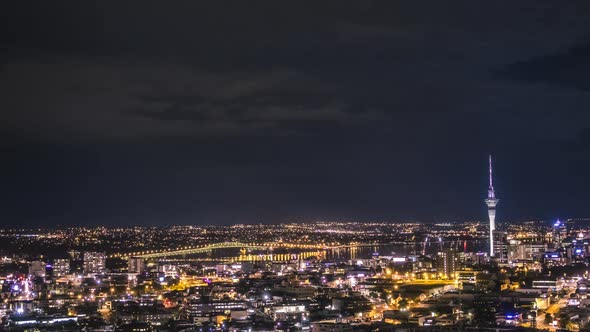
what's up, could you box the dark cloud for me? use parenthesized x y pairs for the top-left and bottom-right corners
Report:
(1, 1), (590, 225)
(498, 42), (590, 92)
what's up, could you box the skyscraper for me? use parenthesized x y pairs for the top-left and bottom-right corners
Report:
(493, 230), (508, 263)
(128, 256), (146, 274)
(436, 249), (458, 279)
(552, 219), (567, 247)
(53, 258), (71, 277)
(485, 155), (499, 258)
(83, 252), (106, 275)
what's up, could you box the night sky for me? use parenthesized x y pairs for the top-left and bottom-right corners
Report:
(2, 1), (590, 226)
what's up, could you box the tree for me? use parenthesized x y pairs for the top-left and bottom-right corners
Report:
(544, 313), (552, 325)
(472, 305), (496, 327)
(391, 311), (410, 324)
(558, 313), (570, 329)
(398, 298), (409, 310)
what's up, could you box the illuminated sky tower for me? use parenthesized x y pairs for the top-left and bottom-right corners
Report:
(485, 155), (499, 257)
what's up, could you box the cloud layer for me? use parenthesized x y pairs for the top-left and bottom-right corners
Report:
(2, 1), (590, 224)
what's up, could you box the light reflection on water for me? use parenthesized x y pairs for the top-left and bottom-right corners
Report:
(178, 240), (487, 262)
(325, 240), (486, 261)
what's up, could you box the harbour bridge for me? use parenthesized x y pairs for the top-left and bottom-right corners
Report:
(116, 241), (331, 259)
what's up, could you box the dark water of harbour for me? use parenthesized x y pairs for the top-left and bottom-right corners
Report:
(325, 240), (488, 261)
(177, 240), (488, 263)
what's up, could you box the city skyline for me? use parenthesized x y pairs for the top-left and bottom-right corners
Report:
(1, 219), (589, 330)
(0, 153), (585, 226)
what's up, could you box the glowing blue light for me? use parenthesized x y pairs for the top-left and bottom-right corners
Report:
(554, 220), (561, 227)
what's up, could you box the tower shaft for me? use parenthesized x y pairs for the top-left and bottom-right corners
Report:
(485, 155), (499, 257)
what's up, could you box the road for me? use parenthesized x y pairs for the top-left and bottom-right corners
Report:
(535, 292), (574, 331)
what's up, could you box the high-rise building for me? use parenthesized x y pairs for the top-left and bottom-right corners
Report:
(485, 155), (499, 258)
(68, 250), (81, 260)
(53, 258), (70, 277)
(437, 249), (458, 279)
(552, 219), (567, 247)
(493, 230), (508, 263)
(508, 242), (546, 261)
(128, 257), (145, 274)
(83, 252), (106, 275)
(29, 260), (46, 278)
